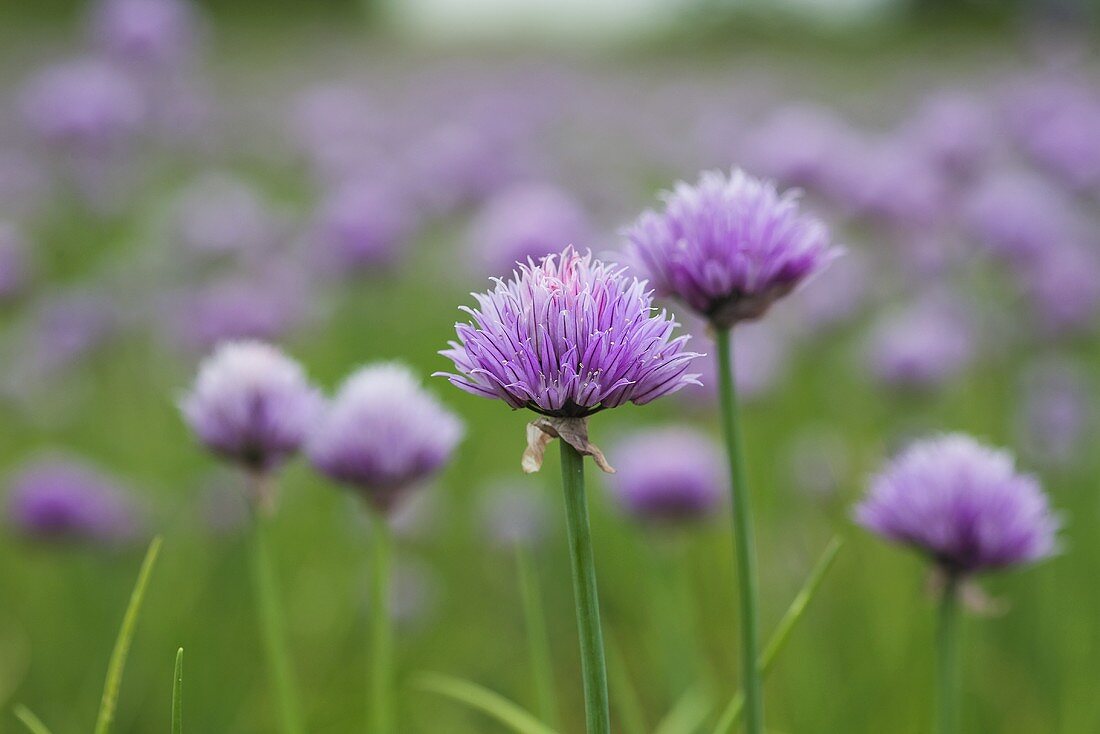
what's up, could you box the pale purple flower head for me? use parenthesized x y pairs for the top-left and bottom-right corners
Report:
(468, 182), (591, 276)
(624, 169), (838, 329)
(19, 58), (145, 153)
(181, 341), (323, 472)
(308, 363), (464, 514)
(606, 427), (724, 523)
(438, 247), (702, 417)
(168, 276), (307, 353)
(902, 91), (995, 177)
(172, 172), (277, 256)
(6, 456), (139, 544)
(866, 295), (975, 390)
(963, 171), (1078, 265)
(89, 0), (201, 69)
(855, 434), (1060, 576)
(312, 179), (416, 274)
(1023, 242), (1100, 333)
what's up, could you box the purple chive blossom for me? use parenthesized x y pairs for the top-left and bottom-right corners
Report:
(901, 91), (995, 178)
(181, 341), (324, 472)
(172, 172), (279, 257)
(308, 363), (464, 514)
(855, 434), (1060, 576)
(606, 427), (724, 523)
(311, 178), (416, 274)
(167, 274), (308, 352)
(438, 247), (701, 417)
(19, 58), (146, 154)
(866, 295), (975, 390)
(963, 171), (1078, 266)
(1023, 242), (1100, 334)
(6, 455), (139, 544)
(468, 182), (591, 276)
(89, 0), (201, 69)
(624, 169), (838, 329)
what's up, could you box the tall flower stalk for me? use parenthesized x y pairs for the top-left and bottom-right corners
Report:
(180, 341), (324, 734)
(855, 434), (1060, 734)
(308, 362), (464, 734)
(625, 169), (838, 734)
(713, 328), (762, 732)
(438, 247), (702, 733)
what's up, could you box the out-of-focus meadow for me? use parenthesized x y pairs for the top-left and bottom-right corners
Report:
(1, 1), (1099, 731)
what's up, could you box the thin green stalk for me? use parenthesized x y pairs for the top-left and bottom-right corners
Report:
(172, 648), (184, 734)
(713, 537), (844, 734)
(937, 576), (961, 734)
(515, 543), (559, 728)
(559, 441), (611, 734)
(371, 510), (394, 734)
(13, 705), (52, 734)
(249, 510), (304, 734)
(714, 327), (764, 734)
(413, 672), (558, 734)
(94, 536), (162, 734)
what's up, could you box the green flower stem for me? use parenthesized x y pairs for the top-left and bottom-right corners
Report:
(370, 510), (394, 734)
(248, 491), (304, 734)
(937, 575), (961, 734)
(714, 327), (764, 734)
(559, 441), (611, 734)
(515, 543), (559, 728)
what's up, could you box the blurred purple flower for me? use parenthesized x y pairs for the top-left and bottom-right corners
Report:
(963, 171), (1078, 265)
(1016, 359), (1091, 466)
(308, 363), (464, 514)
(311, 178), (417, 274)
(468, 182), (591, 276)
(28, 290), (117, 374)
(855, 434), (1060, 576)
(89, 0), (201, 69)
(172, 172), (279, 257)
(1008, 78), (1100, 192)
(438, 247), (702, 416)
(902, 91), (996, 177)
(167, 274), (307, 352)
(790, 245), (871, 331)
(849, 141), (950, 229)
(479, 481), (551, 548)
(866, 295), (975, 390)
(19, 58), (145, 153)
(624, 169), (838, 328)
(6, 455), (139, 544)
(741, 106), (859, 194)
(1022, 241), (1100, 334)
(606, 427), (724, 524)
(181, 341), (324, 472)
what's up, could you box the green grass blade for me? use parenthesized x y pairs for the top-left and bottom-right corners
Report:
(604, 630), (647, 734)
(712, 537), (843, 734)
(13, 705), (53, 734)
(172, 647), (184, 734)
(413, 672), (559, 734)
(93, 536), (163, 734)
(653, 685), (712, 734)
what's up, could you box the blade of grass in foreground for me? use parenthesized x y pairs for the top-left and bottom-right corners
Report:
(413, 672), (559, 734)
(604, 630), (647, 734)
(712, 536), (843, 734)
(172, 647), (184, 734)
(94, 536), (163, 734)
(653, 685), (711, 734)
(13, 705), (52, 734)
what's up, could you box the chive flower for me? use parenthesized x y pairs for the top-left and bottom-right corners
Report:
(606, 427), (723, 524)
(6, 455), (139, 544)
(308, 363), (464, 514)
(438, 246), (701, 470)
(855, 434), (1059, 577)
(180, 340), (323, 474)
(624, 169), (838, 329)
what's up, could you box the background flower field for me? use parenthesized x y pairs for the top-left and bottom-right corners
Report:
(0, 1), (1098, 732)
